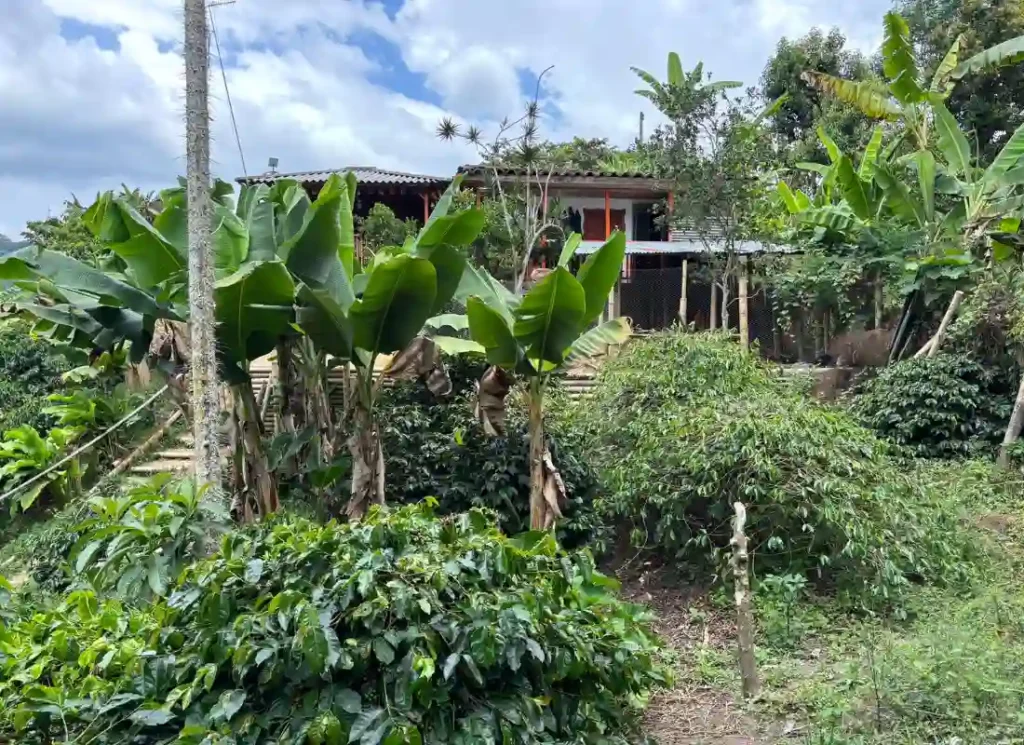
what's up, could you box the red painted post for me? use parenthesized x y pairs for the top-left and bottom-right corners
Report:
(422, 192), (430, 223)
(604, 190), (611, 239)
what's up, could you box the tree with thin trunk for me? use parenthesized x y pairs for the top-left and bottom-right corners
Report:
(184, 0), (222, 491)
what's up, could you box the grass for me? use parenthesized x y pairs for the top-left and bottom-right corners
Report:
(681, 459), (1024, 745)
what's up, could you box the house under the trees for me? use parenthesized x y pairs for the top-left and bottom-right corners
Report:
(238, 165), (791, 352)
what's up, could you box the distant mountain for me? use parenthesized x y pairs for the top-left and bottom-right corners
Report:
(0, 237), (31, 257)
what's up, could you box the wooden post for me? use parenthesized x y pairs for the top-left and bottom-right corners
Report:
(1000, 376), (1024, 467)
(667, 191), (675, 240)
(604, 190), (611, 239)
(874, 275), (884, 329)
(475, 190), (482, 208)
(710, 282), (718, 330)
(739, 259), (750, 350)
(604, 190), (615, 320)
(422, 192), (430, 223)
(731, 502), (759, 699)
(927, 290), (964, 358)
(679, 258), (688, 324)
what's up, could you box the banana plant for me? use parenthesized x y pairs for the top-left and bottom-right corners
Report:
(632, 52), (741, 125)
(439, 231), (631, 531)
(803, 12), (1024, 149)
(0, 181), (300, 522)
(289, 174), (485, 520)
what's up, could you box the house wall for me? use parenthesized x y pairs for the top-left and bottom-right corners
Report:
(552, 195), (646, 239)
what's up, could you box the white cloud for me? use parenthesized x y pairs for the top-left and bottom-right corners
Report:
(0, 0), (890, 236)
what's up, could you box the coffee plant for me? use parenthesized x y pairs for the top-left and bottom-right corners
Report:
(0, 502), (670, 744)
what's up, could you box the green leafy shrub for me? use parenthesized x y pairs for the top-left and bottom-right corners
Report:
(561, 331), (980, 607)
(851, 354), (1012, 458)
(380, 373), (605, 550)
(0, 320), (69, 434)
(0, 503), (670, 744)
(72, 475), (227, 600)
(356, 202), (419, 252)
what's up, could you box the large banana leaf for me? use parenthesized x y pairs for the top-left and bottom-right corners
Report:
(873, 165), (926, 226)
(777, 182), (801, 214)
(215, 260), (296, 365)
(245, 196), (278, 262)
(350, 254), (437, 356)
(283, 174), (344, 281)
(912, 150), (937, 221)
(512, 267), (586, 366)
(983, 121), (1024, 184)
(858, 127), (885, 181)
(295, 284), (352, 360)
(798, 206), (863, 235)
(425, 313), (469, 332)
(568, 318), (632, 361)
(574, 231), (626, 327)
(882, 12), (924, 104)
(951, 35), (1024, 80)
(836, 156), (874, 220)
(817, 126), (842, 164)
(430, 336), (485, 355)
(467, 297), (520, 368)
(0, 249), (165, 318)
(455, 264), (518, 321)
(932, 102), (972, 179)
(801, 73), (902, 119)
(419, 243), (466, 316)
(930, 35), (964, 94)
(83, 195), (185, 288)
(212, 207), (249, 271)
(558, 233), (582, 267)
(667, 52), (684, 86)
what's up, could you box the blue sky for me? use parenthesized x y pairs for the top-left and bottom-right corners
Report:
(0, 0), (890, 237)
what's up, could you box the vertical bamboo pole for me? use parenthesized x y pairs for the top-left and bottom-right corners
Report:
(679, 258), (688, 324)
(739, 259), (750, 350)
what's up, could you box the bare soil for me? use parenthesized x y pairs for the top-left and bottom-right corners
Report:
(616, 562), (781, 745)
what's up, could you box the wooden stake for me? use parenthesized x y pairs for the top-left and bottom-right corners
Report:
(1000, 375), (1024, 467)
(731, 501), (759, 699)
(927, 290), (964, 358)
(679, 258), (688, 324)
(710, 282), (718, 331)
(739, 259), (750, 350)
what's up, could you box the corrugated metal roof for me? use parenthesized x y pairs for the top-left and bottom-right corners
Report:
(577, 240), (796, 256)
(457, 164), (659, 180)
(238, 166), (448, 187)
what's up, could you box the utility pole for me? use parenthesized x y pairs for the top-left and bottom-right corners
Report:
(184, 0), (223, 491)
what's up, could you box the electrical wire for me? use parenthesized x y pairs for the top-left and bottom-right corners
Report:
(208, 5), (247, 177)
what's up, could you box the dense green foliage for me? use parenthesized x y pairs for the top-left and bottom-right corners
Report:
(0, 502), (669, 744)
(562, 332), (978, 606)
(380, 370), (605, 550)
(852, 353), (1012, 458)
(356, 203), (419, 253)
(0, 320), (70, 434)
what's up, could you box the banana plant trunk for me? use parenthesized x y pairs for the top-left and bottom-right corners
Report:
(276, 340), (298, 435)
(231, 383), (279, 521)
(528, 382), (547, 530)
(346, 375), (384, 520)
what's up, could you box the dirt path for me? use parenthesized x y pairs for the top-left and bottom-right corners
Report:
(617, 563), (780, 745)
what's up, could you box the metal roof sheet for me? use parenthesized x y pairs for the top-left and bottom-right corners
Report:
(458, 164), (658, 180)
(238, 166), (448, 187)
(577, 240), (796, 256)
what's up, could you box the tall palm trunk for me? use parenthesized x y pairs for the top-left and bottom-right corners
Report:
(184, 0), (221, 491)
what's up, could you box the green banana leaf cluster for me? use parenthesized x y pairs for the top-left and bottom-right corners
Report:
(436, 232), (632, 377)
(778, 102), (1024, 258)
(803, 11), (1024, 148)
(0, 173), (485, 385)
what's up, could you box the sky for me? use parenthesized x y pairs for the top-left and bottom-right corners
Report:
(0, 0), (891, 238)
